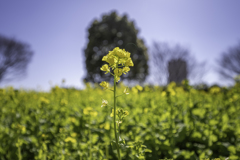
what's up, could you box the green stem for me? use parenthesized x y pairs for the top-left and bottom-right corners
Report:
(114, 76), (121, 160)
(18, 145), (22, 160)
(89, 121), (92, 160)
(106, 143), (109, 160)
(169, 99), (172, 157)
(116, 93), (125, 98)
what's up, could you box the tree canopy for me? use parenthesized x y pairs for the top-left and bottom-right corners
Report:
(84, 11), (148, 83)
(0, 34), (33, 83)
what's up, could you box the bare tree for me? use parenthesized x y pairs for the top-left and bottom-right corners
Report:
(217, 42), (240, 81)
(0, 34), (33, 83)
(150, 42), (206, 85)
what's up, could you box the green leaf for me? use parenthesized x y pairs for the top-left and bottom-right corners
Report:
(136, 154), (145, 159)
(141, 145), (146, 148)
(143, 149), (152, 153)
(126, 145), (134, 149)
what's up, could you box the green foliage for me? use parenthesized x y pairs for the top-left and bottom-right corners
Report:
(84, 11), (148, 83)
(0, 82), (240, 159)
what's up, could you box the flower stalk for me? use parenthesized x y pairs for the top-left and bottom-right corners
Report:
(114, 76), (121, 160)
(100, 47), (133, 160)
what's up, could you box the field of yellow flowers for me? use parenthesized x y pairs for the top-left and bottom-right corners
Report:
(0, 81), (239, 160)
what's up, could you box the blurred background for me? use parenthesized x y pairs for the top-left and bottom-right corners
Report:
(0, 0), (240, 91)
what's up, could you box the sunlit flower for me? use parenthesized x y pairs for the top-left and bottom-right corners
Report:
(100, 47), (134, 82)
(104, 122), (110, 130)
(122, 67), (130, 74)
(125, 58), (134, 67)
(107, 56), (118, 67)
(100, 81), (109, 89)
(102, 55), (108, 61)
(65, 137), (76, 143)
(114, 68), (123, 77)
(110, 109), (114, 117)
(136, 85), (143, 91)
(100, 64), (110, 74)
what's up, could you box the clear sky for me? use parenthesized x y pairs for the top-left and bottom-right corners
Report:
(0, 0), (240, 90)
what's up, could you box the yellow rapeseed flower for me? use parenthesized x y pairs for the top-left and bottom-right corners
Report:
(116, 49), (126, 58)
(122, 67), (130, 74)
(104, 122), (110, 130)
(100, 47), (134, 84)
(210, 87), (221, 94)
(110, 109), (114, 117)
(100, 64), (110, 74)
(125, 58), (134, 67)
(110, 108), (120, 117)
(65, 137), (76, 143)
(102, 55), (108, 61)
(71, 132), (77, 137)
(114, 68), (123, 77)
(100, 81), (109, 89)
(83, 107), (93, 115)
(39, 97), (50, 105)
(108, 56), (118, 66)
(136, 85), (143, 91)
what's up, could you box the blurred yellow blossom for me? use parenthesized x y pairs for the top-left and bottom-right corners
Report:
(210, 86), (221, 94)
(100, 81), (109, 89)
(71, 132), (77, 137)
(39, 97), (49, 105)
(136, 85), (143, 91)
(65, 137), (76, 143)
(60, 99), (68, 106)
(161, 91), (166, 97)
(83, 107), (98, 116)
(104, 122), (110, 130)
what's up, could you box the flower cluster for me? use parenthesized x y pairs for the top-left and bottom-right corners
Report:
(110, 108), (129, 126)
(100, 47), (134, 82)
(99, 47), (134, 160)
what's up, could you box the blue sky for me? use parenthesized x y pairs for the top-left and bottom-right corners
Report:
(0, 0), (240, 90)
